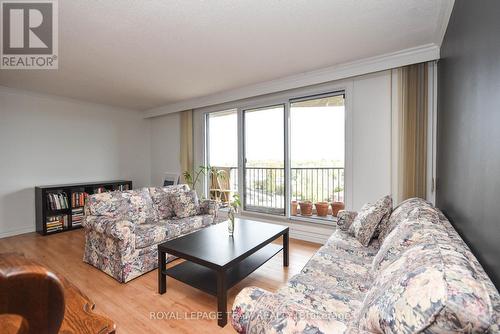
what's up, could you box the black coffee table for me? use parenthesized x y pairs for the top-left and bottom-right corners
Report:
(158, 218), (289, 327)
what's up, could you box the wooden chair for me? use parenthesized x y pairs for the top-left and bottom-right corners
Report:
(0, 253), (115, 334)
(209, 168), (233, 204)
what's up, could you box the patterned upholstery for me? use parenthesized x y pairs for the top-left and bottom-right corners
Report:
(86, 188), (157, 224)
(349, 195), (392, 246)
(231, 198), (500, 334)
(82, 185), (224, 283)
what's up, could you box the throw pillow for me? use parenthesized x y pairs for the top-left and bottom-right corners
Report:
(349, 195), (392, 246)
(373, 197), (393, 238)
(170, 189), (199, 218)
(149, 184), (190, 219)
(336, 210), (358, 231)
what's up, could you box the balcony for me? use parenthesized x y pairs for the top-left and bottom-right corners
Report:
(211, 166), (344, 221)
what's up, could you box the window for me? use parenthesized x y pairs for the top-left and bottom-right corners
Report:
(204, 90), (346, 224)
(243, 105), (285, 215)
(205, 109), (238, 205)
(290, 94), (345, 221)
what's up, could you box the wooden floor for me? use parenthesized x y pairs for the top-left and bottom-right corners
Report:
(0, 230), (320, 333)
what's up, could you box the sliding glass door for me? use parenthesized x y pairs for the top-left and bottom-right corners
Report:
(205, 89), (346, 223)
(289, 94), (345, 221)
(243, 105), (285, 215)
(206, 109), (238, 206)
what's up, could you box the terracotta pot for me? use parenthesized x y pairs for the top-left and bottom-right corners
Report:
(315, 202), (329, 217)
(290, 201), (298, 216)
(331, 201), (345, 217)
(299, 201), (313, 216)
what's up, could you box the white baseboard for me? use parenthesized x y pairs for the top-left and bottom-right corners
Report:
(288, 228), (330, 244)
(237, 212), (333, 245)
(0, 226), (36, 239)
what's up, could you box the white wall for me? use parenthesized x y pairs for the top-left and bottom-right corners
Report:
(350, 71), (392, 210)
(149, 112), (181, 186)
(0, 87), (151, 237)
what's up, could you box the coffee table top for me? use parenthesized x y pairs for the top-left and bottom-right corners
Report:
(158, 218), (288, 269)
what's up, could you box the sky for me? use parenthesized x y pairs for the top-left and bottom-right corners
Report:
(208, 105), (345, 167)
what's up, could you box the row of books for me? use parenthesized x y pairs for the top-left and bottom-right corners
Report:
(71, 208), (84, 227)
(46, 215), (68, 233)
(47, 192), (69, 210)
(94, 187), (109, 194)
(72, 192), (88, 208)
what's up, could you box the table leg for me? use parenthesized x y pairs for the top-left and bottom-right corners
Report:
(216, 270), (227, 327)
(158, 250), (166, 294)
(283, 231), (289, 267)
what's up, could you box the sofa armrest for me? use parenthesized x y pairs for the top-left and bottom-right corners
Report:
(197, 199), (219, 217)
(231, 287), (347, 334)
(82, 215), (135, 241)
(337, 210), (358, 231)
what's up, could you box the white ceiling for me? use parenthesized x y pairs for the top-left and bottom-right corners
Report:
(0, 0), (454, 111)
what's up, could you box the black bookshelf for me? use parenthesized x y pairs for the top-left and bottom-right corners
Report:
(35, 180), (132, 236)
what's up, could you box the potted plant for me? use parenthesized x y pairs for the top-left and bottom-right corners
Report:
(315, 201), (329, 217)
(227, 193), (241, 236)
(183, 165), (225, 200)
(299, 201), (313, 216)
(331, 201), (345, 217)
(290, 200), (298, 216)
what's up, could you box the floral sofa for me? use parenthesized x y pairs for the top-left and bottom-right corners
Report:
(231, 198), (500, 333)
(82, 185), (223, 283)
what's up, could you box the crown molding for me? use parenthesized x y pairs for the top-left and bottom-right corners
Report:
(144, 43), (440, 118)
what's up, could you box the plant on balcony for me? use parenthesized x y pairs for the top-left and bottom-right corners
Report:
(331, 201), (345, 217)
(315, 202), (329, 217)
(299, 201), (313, 216)
(183, 165), (225, 199)
(290, 200), (298, 216)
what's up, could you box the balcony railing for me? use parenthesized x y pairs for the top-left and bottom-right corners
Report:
(215, 167), (344, 216)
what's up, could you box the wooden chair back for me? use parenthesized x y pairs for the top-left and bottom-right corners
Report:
(0, 253), (65, 334)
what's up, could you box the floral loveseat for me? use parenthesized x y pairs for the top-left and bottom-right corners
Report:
(231, 198), (500, 333)
(82, 185), (223, 283)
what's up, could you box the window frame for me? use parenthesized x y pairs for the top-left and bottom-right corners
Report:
(202, 79), (353, 226)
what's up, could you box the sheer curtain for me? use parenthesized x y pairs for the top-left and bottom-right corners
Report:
(180, 109), (193, 183)
(395, 62), (429, 202)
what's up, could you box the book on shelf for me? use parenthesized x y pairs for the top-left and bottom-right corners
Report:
(46, 193), (69, 211)
(94, 187), (109, 194)
(45, 215), (68, 232)
(71, 192), (88, 208)
(71, 207), (84, 227)
(117, 184), (130, 191)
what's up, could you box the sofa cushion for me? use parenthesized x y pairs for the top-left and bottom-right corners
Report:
(360, 228), (493, 333)
(87, 188), (155, 224)
(149, 184), (190, 220)
(278, 272), (365, 322)
(349, 195), (392, 246)
(134, 221), (170, 249)
(372, 216), (444, 272)
(358, 245), (447, 333)
(170, 189), (199, 218)
(275, 229), (379, 321)
(378, 197), (432, 243)
(134, 215), (216, 249)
